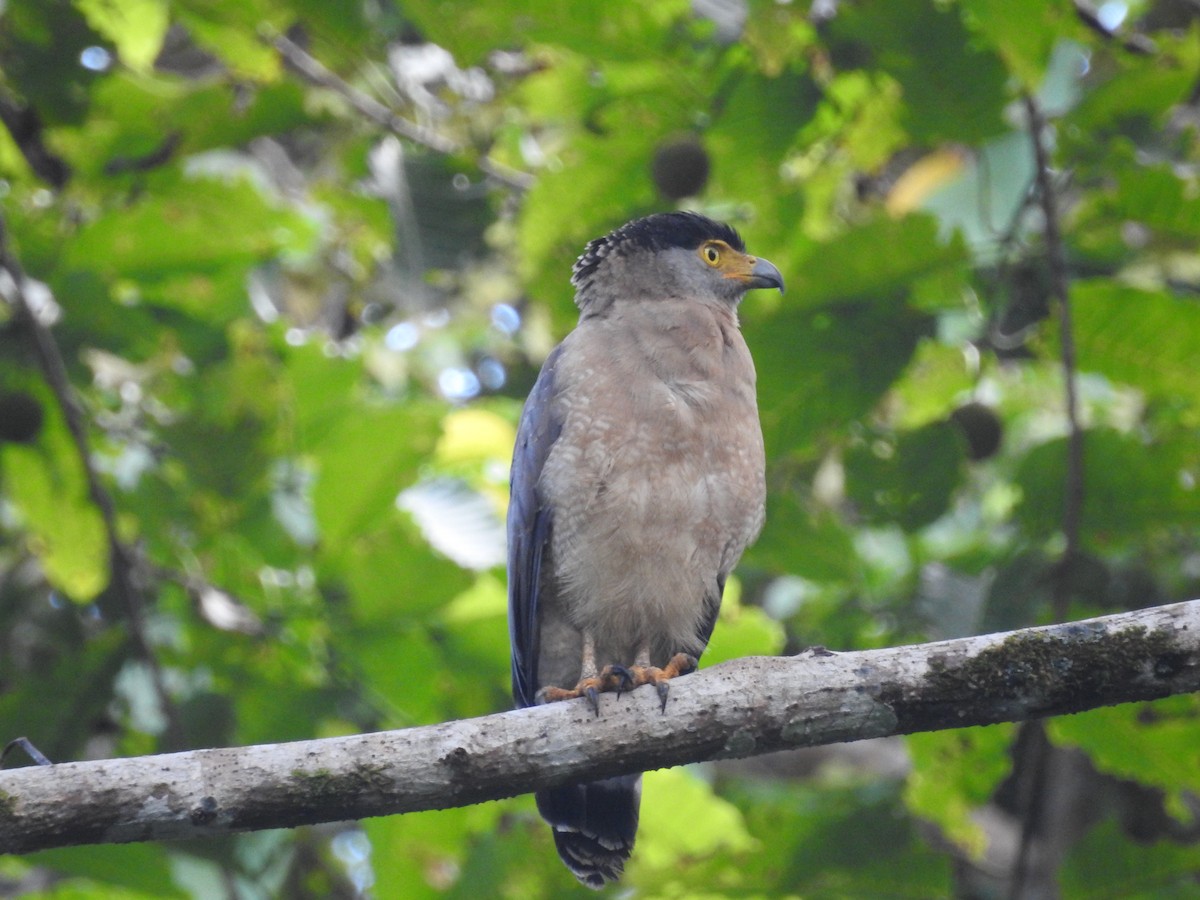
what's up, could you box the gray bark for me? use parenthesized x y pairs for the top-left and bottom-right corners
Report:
(2, 599), (1198, 854)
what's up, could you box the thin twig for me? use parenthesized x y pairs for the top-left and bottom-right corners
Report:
(1024, 94), (1084, 607)
(268, 32), (534, 192)
(1073, 1), (1156, 56)
(1, 737), (52, 768)
(0, 215), (184, 749)
(1009, 93), (1086, 900)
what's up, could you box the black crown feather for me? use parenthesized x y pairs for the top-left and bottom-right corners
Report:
(571, 212), (745, 291)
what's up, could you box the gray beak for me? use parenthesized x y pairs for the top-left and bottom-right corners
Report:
(748, 257), (785, 293)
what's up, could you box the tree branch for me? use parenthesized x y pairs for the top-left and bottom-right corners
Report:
(1024, 93), (1084, 616)
(0, 216), (184, 749)
(1018, 92), (1085, 898)
(268, 31), (534, 192)
(3, 599), (1199, 854)
(0, 94), (72, 188)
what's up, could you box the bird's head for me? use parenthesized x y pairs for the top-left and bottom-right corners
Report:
(571, 212), (784, 313)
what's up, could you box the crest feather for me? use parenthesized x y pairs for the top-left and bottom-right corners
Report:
(571, 212), (745, 293)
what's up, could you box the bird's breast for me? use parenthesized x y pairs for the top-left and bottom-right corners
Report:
(540, 313), (765, 657)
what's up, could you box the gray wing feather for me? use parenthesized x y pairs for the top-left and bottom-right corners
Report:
(507, 344), (565, 708)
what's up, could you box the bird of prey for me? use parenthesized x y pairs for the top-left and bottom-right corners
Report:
(507, 211), (782, 888)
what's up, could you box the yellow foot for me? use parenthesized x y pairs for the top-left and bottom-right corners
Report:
(602, 652), (698, 712)
(537, 670), (624, 716)
(536, 653), (698, 715)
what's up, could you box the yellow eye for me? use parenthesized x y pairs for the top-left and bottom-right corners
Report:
(702, 244), (721, 266)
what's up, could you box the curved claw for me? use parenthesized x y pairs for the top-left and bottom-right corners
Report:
(604, 664), (636, 697)
(656, 681), (671, 713)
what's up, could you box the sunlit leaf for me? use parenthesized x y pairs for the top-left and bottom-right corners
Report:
(309, 403), (442, 548)
(1, 385), (108, 601)
(959, 0), (1066, 89)
(1049, 696), (1200, 809)
(904, 725), (1014, 856)
(634, 768), (757, 873)
(74, 0), (169, 72)
(401, 0), (691, 64)
(704, 578), (785, 666)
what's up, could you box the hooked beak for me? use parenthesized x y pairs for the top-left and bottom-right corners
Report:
(746, 257), (785, 293)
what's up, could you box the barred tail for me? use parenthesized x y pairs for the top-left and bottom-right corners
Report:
(536, 774), (641, 889)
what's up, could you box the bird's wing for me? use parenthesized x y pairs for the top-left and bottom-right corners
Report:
(507, 344), (565, 708)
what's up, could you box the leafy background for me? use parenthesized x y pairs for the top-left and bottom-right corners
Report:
(2, 0), (1200, 896)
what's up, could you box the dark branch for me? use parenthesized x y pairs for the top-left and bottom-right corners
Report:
(2, 599), (1198, 854)
(1019, 93), (1088, 899)
(103, 131), (184, 176)
(0, 94), (72, 188)
(1024, 94), (1084, 618)
(0, 217), (184, 748)
(268, 31), (534, 192)
(1073, 1), (1157, 56)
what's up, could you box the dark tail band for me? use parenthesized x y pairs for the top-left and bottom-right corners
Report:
(536, 774), (641, 889)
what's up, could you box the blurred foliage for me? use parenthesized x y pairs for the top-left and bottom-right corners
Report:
(2, 0), (1200, 896)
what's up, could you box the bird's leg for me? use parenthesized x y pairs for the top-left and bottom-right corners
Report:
(601, 646), (697, 713)
(536, 631), (624, 716)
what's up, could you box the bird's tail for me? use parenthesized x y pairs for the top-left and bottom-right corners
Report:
(536, 774), (641, 889)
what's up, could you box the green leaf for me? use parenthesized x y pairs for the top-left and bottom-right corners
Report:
(1015, 429), (1200, 541)
(775, 214), (968, 310)
(1099, 164), (1200, 242)
(717, 780), (953, 895)
(904, 725), (1014, 856)
(832, 0), (1009, 144)
(1049, 696), (1200, 809)
(353, 625), (445, 727)
(401, 0), (691, 65)
(308, 403), (443, 549)
(439, 575), (512, 717)
(703, 579), (785, 666)
(1072, 281), (1200, 410)
(173, 0), (283, 79)
(959, 0), (1066, 89)
(58, 74), (316, 180)
(365, 801), (508, 898)
(26, 843), (183, 897)
(844, 420), (965, 532)
(1066, 61), (1197, 137)
(747, 497), (858, 582)
(890, 339), (978, 429)
(1062, 819), (1200, 899)
(1, 384), (108, 601)
(333, 516), (472, 623)
(63, 175), (319, 281)
(73, 0), (169, 71)
(705, 64), (818, 242)
(748, 301), (932, 457)
(0, 630), (128, 762)
(633, 769), (757, 873)
(0, 0), (104, 124)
